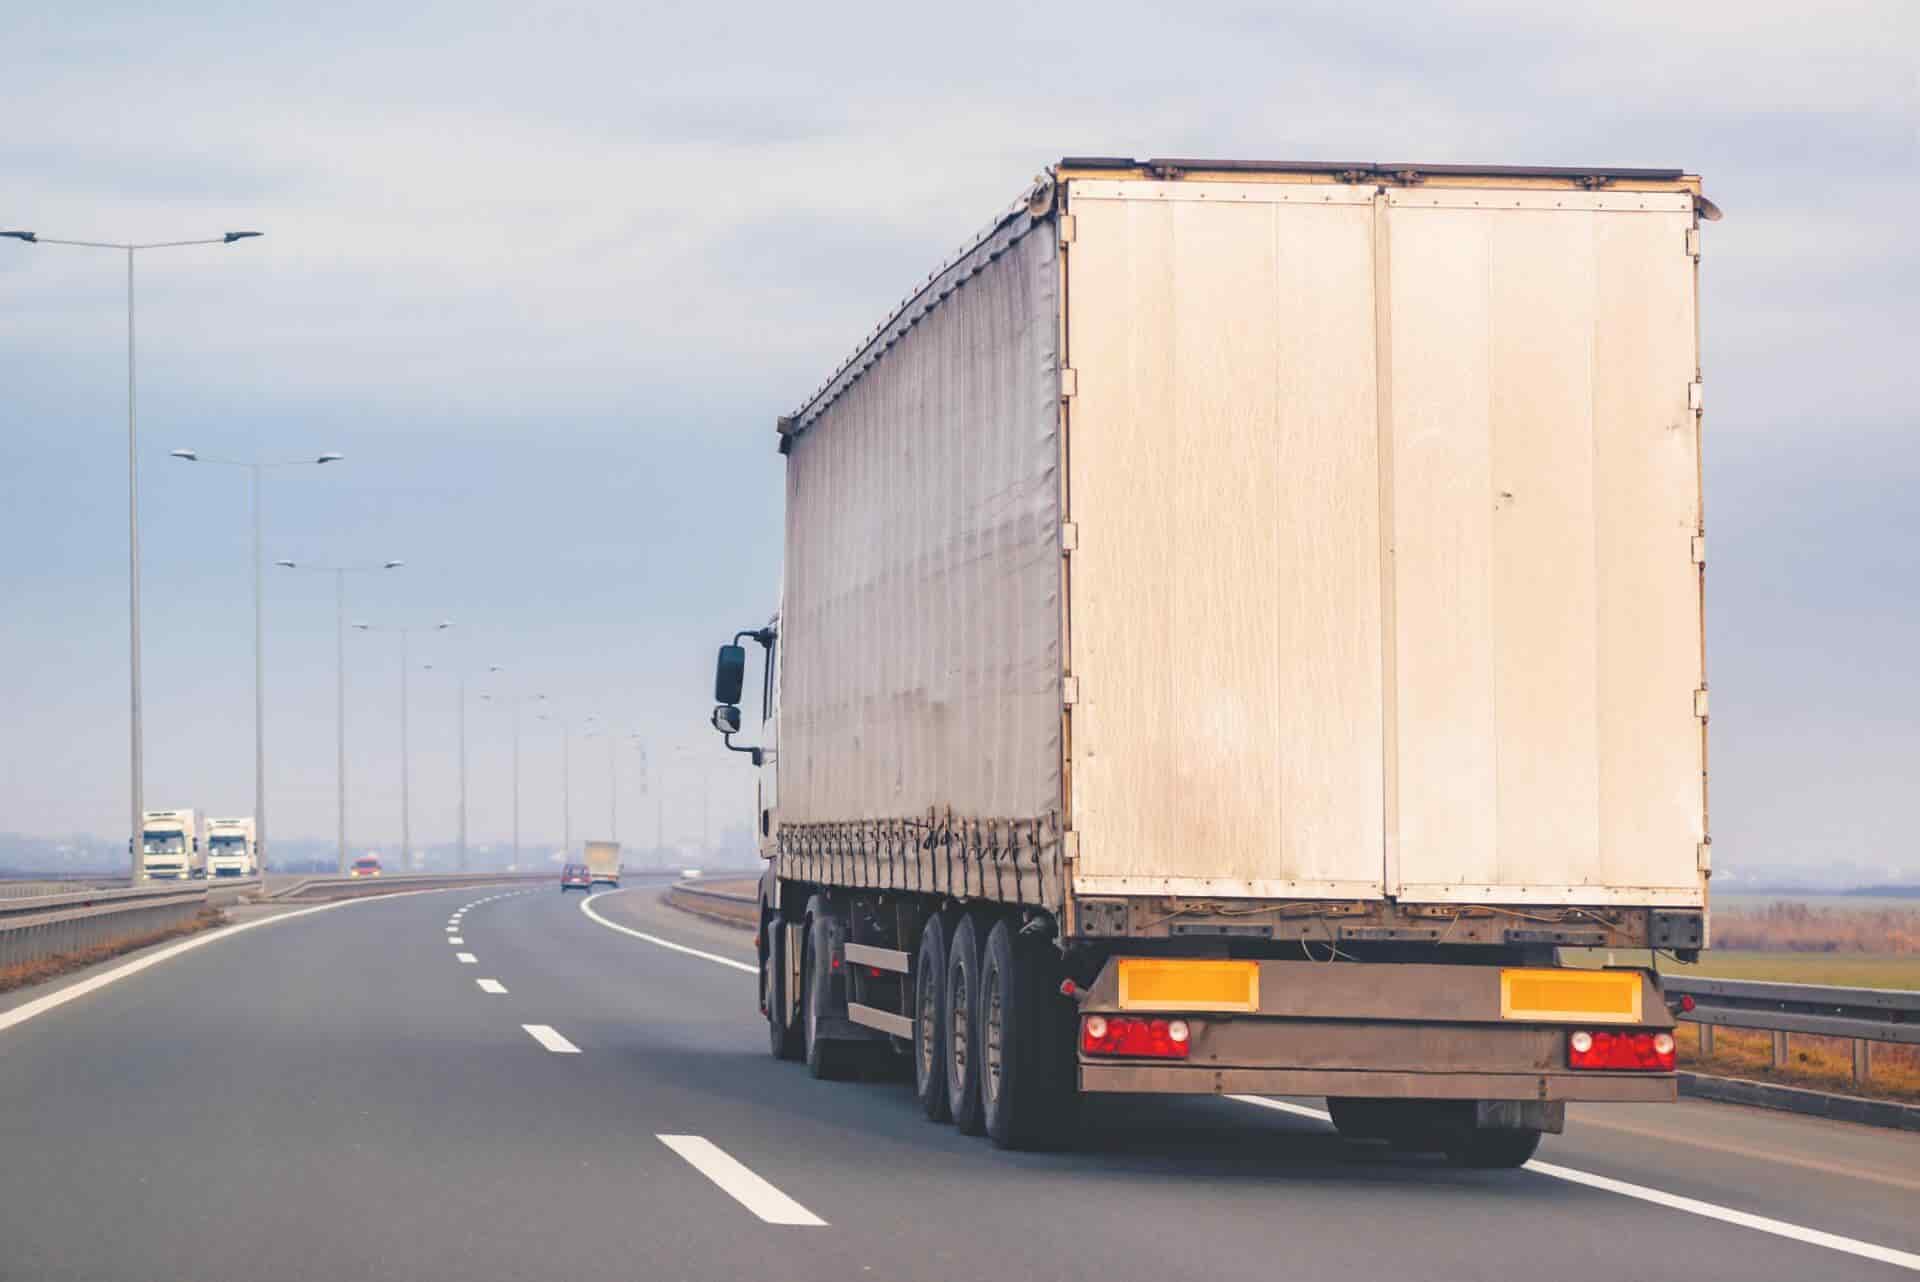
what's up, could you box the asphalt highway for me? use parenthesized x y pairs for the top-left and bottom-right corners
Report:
(2, 882), (1915, 1281)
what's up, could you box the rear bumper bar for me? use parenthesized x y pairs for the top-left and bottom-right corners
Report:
(1080, 1063), (1673, 1102)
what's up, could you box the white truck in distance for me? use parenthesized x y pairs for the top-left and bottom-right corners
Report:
(205, 817), (257, 878)
(585, 840), (622, 887)
(141, 809), (203, 880)
(711, 158), (1715, 1165)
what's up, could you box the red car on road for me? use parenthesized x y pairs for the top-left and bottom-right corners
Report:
(560, 864), (593, 892)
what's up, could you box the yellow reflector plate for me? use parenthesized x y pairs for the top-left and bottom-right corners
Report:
(1116, 959), (1260, 1013)
(1500, 969), (1642, 1024)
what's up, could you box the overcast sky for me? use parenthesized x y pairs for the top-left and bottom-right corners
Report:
(2, 1), (1915, 880)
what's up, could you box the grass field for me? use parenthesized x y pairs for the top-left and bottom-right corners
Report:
(1660, 951), (1920, 990)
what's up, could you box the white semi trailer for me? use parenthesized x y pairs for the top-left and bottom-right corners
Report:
(141, 809), (203, 880)
(710, 158), (1716, 1163)
(205, 817), (257, 878)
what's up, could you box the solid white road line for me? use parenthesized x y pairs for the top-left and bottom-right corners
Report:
(657, 1135), (825, 1226)
(1228, 1096), (1920, 1272)
(523, 1024), (581, 1054)
(1526, 1159), (1920, 1272)
(475, 978), (508, 994)
(578, 892), (757, 974)
(456, 953), (477, 964)
(0, 887), (471, 1034)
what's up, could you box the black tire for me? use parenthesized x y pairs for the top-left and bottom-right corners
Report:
(1444, 1128), (1543, 1169)
(944, 915), (986, 1134)
(980, 919), (1075, 1150)
(763, 917), (803, 1061)
(803, 902), (853, 1081)
(913, 915), (951, 1121)
(1327, 1098), (1405, 1143)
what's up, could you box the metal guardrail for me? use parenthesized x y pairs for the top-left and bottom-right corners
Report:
(1666, 974), (1917, 1084)
(0, 878), (135, 900)
(269, 870), (553, 901)
(664, 880), (758, 926)
(0, 882), (210, 971)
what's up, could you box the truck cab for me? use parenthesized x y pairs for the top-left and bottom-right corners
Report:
(205, 817), (257, 878)
(141, 809), (202, 880)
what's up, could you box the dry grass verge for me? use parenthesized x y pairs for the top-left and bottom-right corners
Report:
(1710, 902), (1920, 954)
(1677, 1023), (1920, 1106)
(0, 906), (228, 993)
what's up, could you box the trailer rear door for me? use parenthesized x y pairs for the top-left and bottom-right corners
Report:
(1063, 181), (1389, 900)
(1380, 188), (1704, 905)
(1063, 178), (1706, 907)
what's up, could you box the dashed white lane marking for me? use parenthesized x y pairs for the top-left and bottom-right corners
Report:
(456, 953), (477, 964)
(475, 979), (507, 994)
(448, 937), (464, 945)
(1228, 1096), (1920, 1272)
(578, 892), (758, 974)
(445, 926), (459, 933)
(657, 1135), (825, 1226)
(523, 1024), (581, 1054)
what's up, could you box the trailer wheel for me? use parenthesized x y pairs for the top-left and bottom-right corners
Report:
(1443, 1128), (1543, 1169)
(803, 904), (855, 1081)
(944, 915), (986, 1134)
(913, 915), (951, 1121)
(979, 919), (1075, 1150)
(762, 917), (802, 1061)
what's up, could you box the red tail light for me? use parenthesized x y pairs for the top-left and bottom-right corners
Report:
(1568, 1029), (1676, 1071)
(1081, 1015), (1191, 1060)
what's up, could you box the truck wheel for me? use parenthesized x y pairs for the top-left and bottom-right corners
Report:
(1444, 1128), (1543, 1169)
(1327, 1098), (1404, 1143)
(913, 915), (951, 1121)
(803, 905), (853, 1081)
(944, 915), (986, 1134)
(763, 917), (802, 1061)
(979, 919), (1075, 1150)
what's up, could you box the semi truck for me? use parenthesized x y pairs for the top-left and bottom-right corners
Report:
(141, 809), (203, 880)
(205, 817), (257, 878)
(708, 158), (1716, 1164)
(584, 840), (622, 887)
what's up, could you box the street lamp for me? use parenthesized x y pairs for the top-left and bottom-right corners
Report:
(277, 559), (403, 875)
(479, 670), (538, 871)
(583, 717), (621, 844)
(6, 227), (264, 880)
(354, 619), (451, 871)
(537, 701), (571, 860)
(421, 644), (476, 872)
(172, 450), (341, 877)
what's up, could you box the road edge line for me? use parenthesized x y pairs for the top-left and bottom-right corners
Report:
(0, 887), (460, 1035)
(578, 891), (757, 974)
(1229, 1095), (1920, 1272)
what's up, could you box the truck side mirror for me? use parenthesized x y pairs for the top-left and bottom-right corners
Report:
(715, 644), (746, 705)
(711, 704), (742, 735)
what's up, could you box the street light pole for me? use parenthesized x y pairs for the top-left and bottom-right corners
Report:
(539, 703), (570, 860)
(423, 649), (471, 872)
(173, 450), (341, 877)
(5, 228), (263, 881)
(280, 559), (402, 874)
(354, 618), (450, 872)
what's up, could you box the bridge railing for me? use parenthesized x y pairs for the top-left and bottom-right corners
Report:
(1665, 975), (1918, 1085)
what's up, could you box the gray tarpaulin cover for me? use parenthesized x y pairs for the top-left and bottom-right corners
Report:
(779, 218), (1062, 826)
